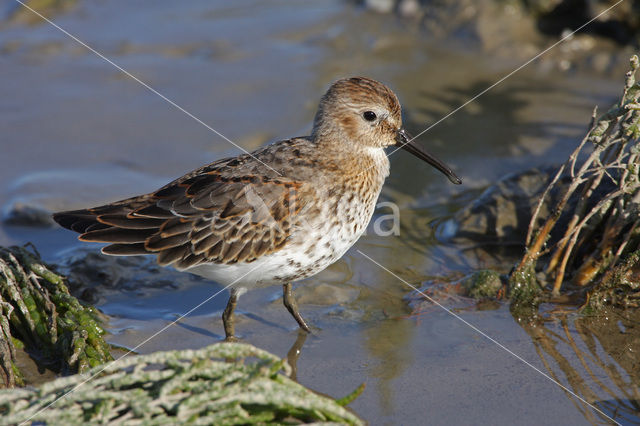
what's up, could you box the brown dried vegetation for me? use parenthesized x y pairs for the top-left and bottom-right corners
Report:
(510, 55), (640, 311)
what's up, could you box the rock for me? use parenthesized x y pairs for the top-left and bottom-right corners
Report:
(443, 166), (615, 248)
(443, 167), (567, 245)
(2, 203), (54, 227)
(463, 269), (504, 299)
(0, 245), (112, 387)
(58, 248), (187, 302)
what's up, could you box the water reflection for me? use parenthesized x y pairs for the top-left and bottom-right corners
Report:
(362, 313), (414, 415)
(517, 307), (640, 424)
(286, 329), (308, 382)
(409, 80), (548, 156)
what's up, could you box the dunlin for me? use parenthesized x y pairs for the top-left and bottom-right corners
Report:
(53, 77), (461, 339)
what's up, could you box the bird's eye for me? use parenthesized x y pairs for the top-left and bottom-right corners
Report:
(363, 111), (377, 122)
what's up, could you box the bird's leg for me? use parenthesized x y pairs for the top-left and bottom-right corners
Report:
(282, 283), (311, 333)
(222, 288), (239, 341)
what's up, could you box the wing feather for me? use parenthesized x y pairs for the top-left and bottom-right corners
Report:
(53, 153), (307, 271)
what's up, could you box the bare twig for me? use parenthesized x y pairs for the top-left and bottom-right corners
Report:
(510, 55), (640, 306)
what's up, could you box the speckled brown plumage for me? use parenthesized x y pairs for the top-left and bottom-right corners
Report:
(55, 148), (309, 269)
(53, 77), (461, 339)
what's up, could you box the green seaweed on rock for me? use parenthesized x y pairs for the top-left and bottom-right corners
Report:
(463, 269), (504, 299)
(0, 245), (112, 388)
(583, 250), (640, 312)
(0, 342), (365, 425)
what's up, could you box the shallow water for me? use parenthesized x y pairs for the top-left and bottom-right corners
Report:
(1, 1), (638, 424)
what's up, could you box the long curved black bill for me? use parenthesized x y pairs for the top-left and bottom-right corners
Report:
(397, 129), (462, 185)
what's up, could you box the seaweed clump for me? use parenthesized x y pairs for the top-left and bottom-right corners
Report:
(0, 342), (365, 425)
(510, 55), (640, 310)
(0, 245), (112, 388)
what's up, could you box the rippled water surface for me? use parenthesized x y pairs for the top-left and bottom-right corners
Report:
(1, 1), (637, 424)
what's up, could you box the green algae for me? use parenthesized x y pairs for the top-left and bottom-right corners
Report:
(583, 250), (640, 313)
(464, 269), (504, 299)
(0, 245), (112, 388)
(508, 261), (541, 305)
(0, 342), (365, 425)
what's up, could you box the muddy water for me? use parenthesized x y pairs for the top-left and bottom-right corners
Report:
(0, 1), (636, 424)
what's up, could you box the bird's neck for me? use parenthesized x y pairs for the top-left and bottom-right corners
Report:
(312, 134), (390, 192)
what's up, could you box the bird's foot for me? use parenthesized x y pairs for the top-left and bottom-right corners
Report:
(283, 283), (311, 333)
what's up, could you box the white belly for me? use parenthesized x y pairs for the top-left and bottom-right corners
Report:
(186, 187), (379, 289)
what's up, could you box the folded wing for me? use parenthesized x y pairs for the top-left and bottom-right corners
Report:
(53, 167), (303, 270)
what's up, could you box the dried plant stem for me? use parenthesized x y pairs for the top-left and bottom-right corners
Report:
(510, 55), (640, 306)
(547, 170), (606, 274)
(518, 140), (605, 271)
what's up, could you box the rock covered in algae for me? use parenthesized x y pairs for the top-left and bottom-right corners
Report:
(0, 245), (112, 388)
(584, 250), (640, 312)
(463, 270), (504, 299)
(0, 342), (365, 425)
